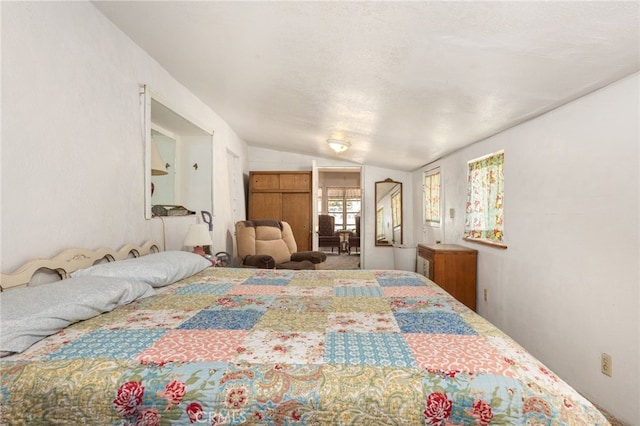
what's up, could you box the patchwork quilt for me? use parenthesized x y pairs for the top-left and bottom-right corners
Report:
(0, 268), (608, 425)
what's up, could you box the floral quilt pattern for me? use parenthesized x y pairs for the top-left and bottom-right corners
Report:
(0, 268), (608, 425)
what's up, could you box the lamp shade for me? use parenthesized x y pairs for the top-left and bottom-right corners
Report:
(184, 224), (212, 247)
(151, 140), (168, 176)
(327, 139), (350, 153)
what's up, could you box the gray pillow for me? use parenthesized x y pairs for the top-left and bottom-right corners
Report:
(0, 276), (155, 354)
(71, 251), (211, 287)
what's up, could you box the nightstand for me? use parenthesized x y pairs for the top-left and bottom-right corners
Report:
(418, 244), (478, 311)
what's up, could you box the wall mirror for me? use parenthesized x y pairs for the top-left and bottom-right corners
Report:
(142, 87), (214, 219)
(375, 178), (403, 246)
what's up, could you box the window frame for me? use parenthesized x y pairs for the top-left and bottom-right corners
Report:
(463, 150), (507, 249)
(391, 188), (402, 232)
(322, 187), (361, 232)
(423, 167), (441, 227)
(376, 207), (385, 239)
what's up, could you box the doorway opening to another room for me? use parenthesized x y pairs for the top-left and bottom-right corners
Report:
(316, 168), (362, 269)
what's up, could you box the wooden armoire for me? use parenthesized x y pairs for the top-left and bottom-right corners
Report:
(248, 171), (312, 251)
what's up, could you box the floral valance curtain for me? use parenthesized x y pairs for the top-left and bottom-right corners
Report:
(464, 151), (504, 242)
(327, 187), (361, 198)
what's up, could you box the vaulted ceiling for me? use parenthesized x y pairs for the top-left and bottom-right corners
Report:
(93, 1), (639, 171)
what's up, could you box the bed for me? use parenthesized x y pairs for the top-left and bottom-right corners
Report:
(0, 242), (609, 425)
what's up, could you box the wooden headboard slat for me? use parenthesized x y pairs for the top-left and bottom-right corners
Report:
(0, 241), (160, 291)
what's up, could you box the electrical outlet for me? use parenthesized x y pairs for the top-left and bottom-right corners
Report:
(601, 353), (612, 377)
(483, 289), (487, 302)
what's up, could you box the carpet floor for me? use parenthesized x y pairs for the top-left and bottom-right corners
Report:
(319, 252), (360, 270)
(594, 404), (627, 426)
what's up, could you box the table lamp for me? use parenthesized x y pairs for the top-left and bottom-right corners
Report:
(183, 223), (212, 256)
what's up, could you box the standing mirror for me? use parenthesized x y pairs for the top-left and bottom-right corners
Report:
(375, 178), (402, 246)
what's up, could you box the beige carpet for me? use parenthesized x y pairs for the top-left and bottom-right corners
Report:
(319, 252), (360, 270)
(594, 404), (627, 426)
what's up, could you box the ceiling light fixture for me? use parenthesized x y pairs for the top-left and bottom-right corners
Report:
(327, 139), (350, 153)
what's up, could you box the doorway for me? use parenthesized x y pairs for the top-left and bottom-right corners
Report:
(315, 167), (362, 269)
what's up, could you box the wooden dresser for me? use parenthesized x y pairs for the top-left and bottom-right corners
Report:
(248, 171), (312, 251)
(417, 244), (478, 311)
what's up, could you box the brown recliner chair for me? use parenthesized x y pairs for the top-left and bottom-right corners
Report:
(235, 220), (327, 270)
(318, 214), (341, 252)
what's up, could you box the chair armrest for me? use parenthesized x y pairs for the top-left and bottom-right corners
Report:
(242, 254), (276, 269)
(291, 251), (327, 264)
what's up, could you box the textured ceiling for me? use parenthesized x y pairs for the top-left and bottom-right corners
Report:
(93, 1), (639, 171)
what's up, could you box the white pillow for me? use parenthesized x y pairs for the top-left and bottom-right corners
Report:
(0, 276), (155, 354)
(71, 251), (211, 287)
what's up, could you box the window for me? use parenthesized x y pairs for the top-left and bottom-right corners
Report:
(424, 169), (441, 225)
(391, 189), (401, 231)
(464, 150), (505, 246)
(376, 207), (385, 239)
(323, 187), (361, 231)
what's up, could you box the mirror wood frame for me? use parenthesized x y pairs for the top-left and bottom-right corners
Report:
(375, 178), (403, 247)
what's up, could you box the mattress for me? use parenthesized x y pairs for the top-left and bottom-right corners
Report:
(0, 267), (608, 424)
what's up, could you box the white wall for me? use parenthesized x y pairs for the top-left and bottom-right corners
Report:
(4, 2), (636, 421)
(248, 147), (412, 269)
(175, 135), (213, 218)
(1, 2), (247, 271)
(411, 74), (639, 423)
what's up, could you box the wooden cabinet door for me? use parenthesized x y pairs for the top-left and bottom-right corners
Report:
(418, 244), (477, 311)
(247, 171), (312, 251)
(436, 253), (477, 311)
(250, 173), (279, 190)
(446, 254), (477, 311)
(282, 193), (311, 251)
(280, 173), (310, 190)
(249, 193), (281, 220)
